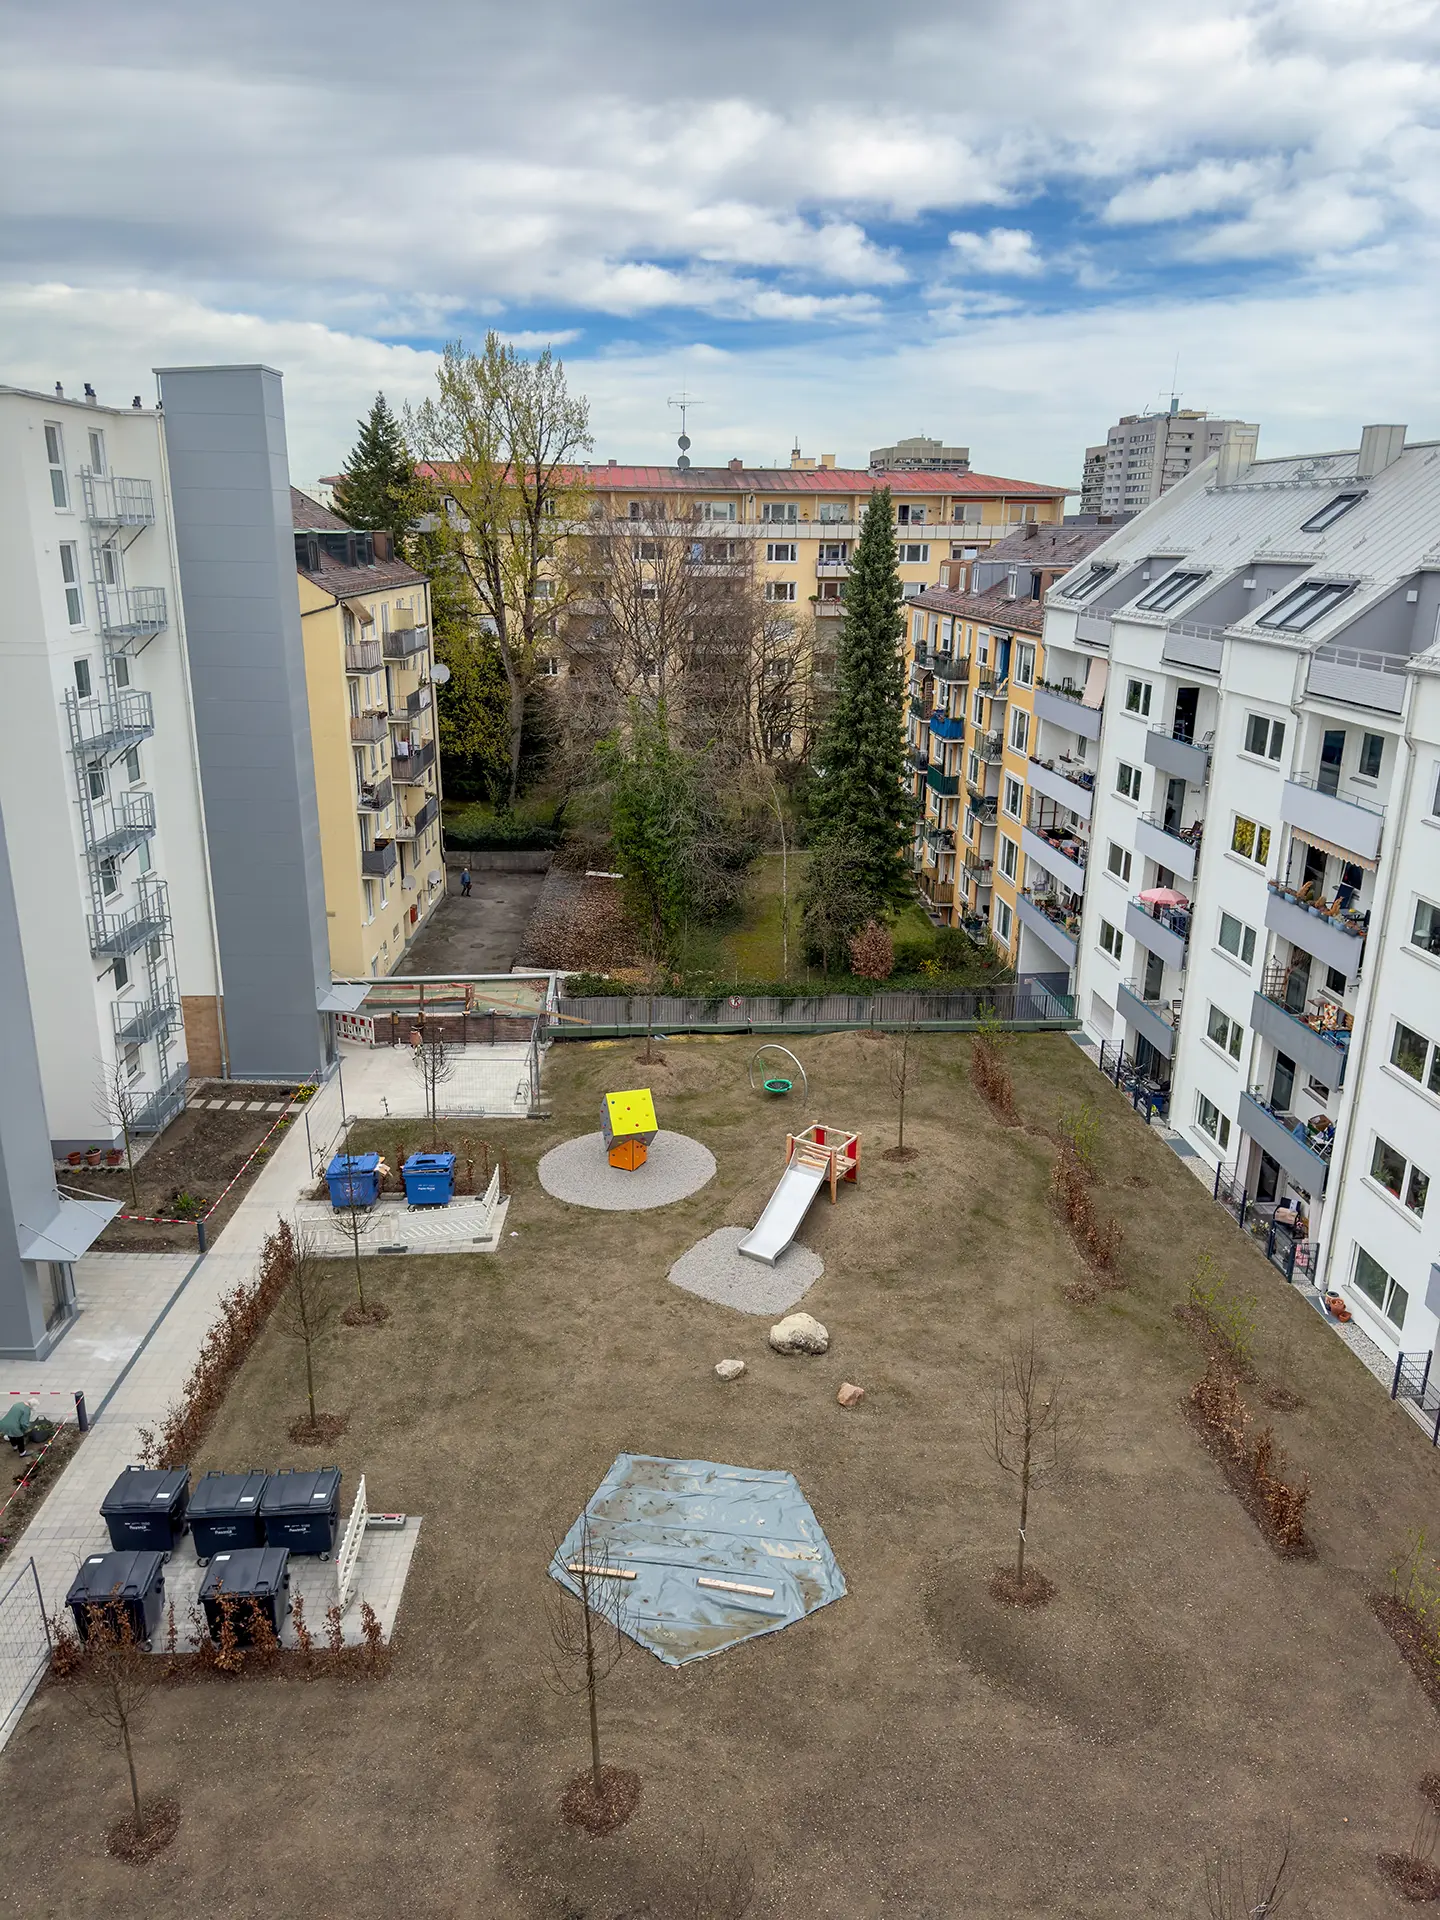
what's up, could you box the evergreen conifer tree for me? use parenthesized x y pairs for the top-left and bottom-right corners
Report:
(332, 393), (414, 548)
(806, 486), (911, 906)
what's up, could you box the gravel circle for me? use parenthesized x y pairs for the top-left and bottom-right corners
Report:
(537, 1130), (716, 1211)
(668, 1227), (823, 1315)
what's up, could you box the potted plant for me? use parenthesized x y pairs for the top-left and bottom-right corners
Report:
(105, 1148), (124, 1167)
(66, 1150), (83, 1167)
(84, 1146), (102, 1167)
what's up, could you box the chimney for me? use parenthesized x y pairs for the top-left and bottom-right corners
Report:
(132, 395), (143, 410)
(1024, 520), (1039, 539)
(1213, 422), (1258, 488)
(608, 458), (617, 468)
(83, 383), (97, 405)
(1357, 424), (1406, 479)
(820, 454), (836, 469)
(54, 382), (63, 400)
(728, 457), (744, 473)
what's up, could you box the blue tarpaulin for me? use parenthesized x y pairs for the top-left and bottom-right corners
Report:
(550, 1453), (847, 1667)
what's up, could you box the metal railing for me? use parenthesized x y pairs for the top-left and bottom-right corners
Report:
(1028, 754), (1095, 796)
(97, 586), (167, 641)
(113, 991), (180, 1047)
(345, 639), (384, 673)
(1129, 894), (1191, 939)
(67, 687), (154, 755)
(357, 777), (394, 814)
(88, 880), (171, 959)
(410, 795), (439, 836)
(361, 841), (398, 876)
(130, 1063), (188, 1134)
(81, 472), (155, 526)
(1286, 769), (1386, 817)
(394, 741), (436, 782)
(1139, 811), (1203, 856)
(1390, 1352), (1440, 1445)
(89, 789), (156, 860)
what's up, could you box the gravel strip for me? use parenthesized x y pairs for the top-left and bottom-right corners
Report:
(537, 1130), (716, 1210)
(668, 1227), (823, 1315)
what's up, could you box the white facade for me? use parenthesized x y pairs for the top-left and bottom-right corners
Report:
(1055, 426), (1440, 1367)
(0, 385), (220, 1152)
(1080, 407), (1259, 516)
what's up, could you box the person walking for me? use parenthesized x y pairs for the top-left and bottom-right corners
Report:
(460, 866), (472, 898)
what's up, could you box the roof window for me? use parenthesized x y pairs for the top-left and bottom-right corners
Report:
(1134, 569), (1208, 614)
(1300, 491), (1366, 534)
(1065, 563), (1116, 602)
(1257, 578), (1355, 632)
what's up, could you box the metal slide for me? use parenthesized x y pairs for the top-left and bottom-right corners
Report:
(738, 1147), (829, 1266)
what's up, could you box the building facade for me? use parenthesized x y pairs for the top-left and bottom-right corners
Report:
(1056, 423), (1440, 1364)
(869, 436), (971, 474)
(1080, 404), (1259, 516)
(292, 492), (443, 978)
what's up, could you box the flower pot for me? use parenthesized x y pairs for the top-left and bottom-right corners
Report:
(105, 1149), (124, 1167)
(67, 1151), (83, 1167)
(84, 1149), (102, 1167)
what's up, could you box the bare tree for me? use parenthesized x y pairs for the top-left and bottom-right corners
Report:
(94, 1060), (141, 1208)
(411, 1020), (457, 1147)
(327, 1179), (380, 1322)
(544, 1517), (632, 1806)
(1201, 1816), (1300, 1917)
(275, 1223), (338, 1427)
(987, 1333), (1063, 1601)
(886, 1021), (921, 1159)
(68, 1603), (165, 1841)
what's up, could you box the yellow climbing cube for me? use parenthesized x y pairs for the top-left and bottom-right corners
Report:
(602, 1088), (658, 1170)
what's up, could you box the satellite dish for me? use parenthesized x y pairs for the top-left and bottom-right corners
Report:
(430, 662), (451, 684)
(677, 454), (691, 470)
(677, 434), (691, 451)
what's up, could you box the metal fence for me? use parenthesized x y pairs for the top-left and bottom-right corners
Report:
(550, 978), (1075, 1039)
(0, 1557), (51, 1747)
(1390, 1352), (1440, 1446)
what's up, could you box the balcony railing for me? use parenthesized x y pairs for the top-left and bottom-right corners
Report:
(383, 625), (430, 661)
(406, 684), (433, 717)
(357, 777), (394, 814)
(68, 687), (155, 758)
(1125, 895), (1190, 971)
(1024, 821), (1088, 890)
(930, 712), (966, 741)
(1135, 812), (1201, 884)
(907, 747), (929, 772)
(1034, 682), (1102, 740)
(113, 991), (179, 1048)
(1308, 643), (1409, 717)
(97, 586), (167, 641)
(1281, 772), (1384, 865)
(130, 1063), (189, 1135)
(1264, 883), (1367, 976)
(1238, 1089), (1332, 1196)
(81, 472), (155, 526)
(1144, 724), (1211, 786)
(1027, 755), (1094, 821)
(88, 882), (170, 959)
(394, 741), (436, 783)
(350, 711), (389, 743)
(361, 840), (398, 876)
(1252, 968), (1351, 1089)
(89, 790), (157, 861)
(934, 655), (970, 684)
(1117, 979), (1179, 1060)
(1017, 889), (1079, 964)
(978, 732), (1003, 762)
(345, 639), (384, 673)
(926, 767), (960, 796)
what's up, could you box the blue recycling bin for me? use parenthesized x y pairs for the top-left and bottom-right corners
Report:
(326, 1153), (381, 1209)
(401, 1152), (456, 1207)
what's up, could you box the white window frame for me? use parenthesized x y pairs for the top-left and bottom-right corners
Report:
(1115, 761), (1141, 802)
(1195, 1093), (1231, 1150)
(1217, 911), (1257, 968)
(1351, 1245), (1408, 1329)
(60, 543), (84, 628)
(1003, 775), (1023, 819)
(1098, 919), (1122, 962)
(1243, 713), (1285, 762)
(1106, 842), (1132, 885)
(87, 427), (106, 475)
(1013, 643), (1035, 688)
(44, 423), (69, 509)
(1368, 1135), (1429, 1219)
(993, 898), (1012, 942)
(1124, 678), (1152, 717)
(999, 835), (1018, 881)
(763, 581), (796, 603)
(765, 542), (797, 563)
(1009, 708), (1029, 755)
(1205, 1003), (1244, 1062)
(1229, 814), (1272, 869)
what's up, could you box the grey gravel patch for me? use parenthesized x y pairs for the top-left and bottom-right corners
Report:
(537, 1130), (716, 1211)
(669, 1227), (823, 1316)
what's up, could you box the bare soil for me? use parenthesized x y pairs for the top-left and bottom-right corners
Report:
(287, 1413), (349, 1447)
(5, 1033), (1440, 1916)
(0, 1424), (82, 1565)
(560, 1765), (641, 1836)
(1378, 1850), (1440, 1901)
(106, 1797), (181, 1862)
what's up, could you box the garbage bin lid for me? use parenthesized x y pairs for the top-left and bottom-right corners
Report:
(100, 1466), (190, 1515)
(67, 1549), (166, 1602)
(402, 1153), (456, 1172)
(328, 1153), (379, 1175)
(189, 1469), (268, 1514)
(259, 1467), (342, 1513)
(199, 1546), (290, 1600)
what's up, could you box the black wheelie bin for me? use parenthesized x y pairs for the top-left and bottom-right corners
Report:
(187, 1470), (269, 1562)
(100, 1465), (190, 1555)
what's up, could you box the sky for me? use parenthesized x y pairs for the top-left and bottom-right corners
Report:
(5, 0), (1440, 492)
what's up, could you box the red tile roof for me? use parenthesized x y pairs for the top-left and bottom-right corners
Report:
(408, 461), (1069, 499)
(912, 583), (1045, 635)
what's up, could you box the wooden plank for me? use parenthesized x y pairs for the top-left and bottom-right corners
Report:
(566, 1562), (636, 1581)
(696, 1575), (776, 1598)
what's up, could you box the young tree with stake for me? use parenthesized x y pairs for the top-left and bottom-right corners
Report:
(275, 1223), (339, 1431)
(68, 1603), (172, 1854)
(544, 1518), (638, 1833)
(886, 1020), (921, 1159)
(411, 1019), (457, 1147)
(987, 1333), (1063, 1605)
(93, 1060), (141, 1209)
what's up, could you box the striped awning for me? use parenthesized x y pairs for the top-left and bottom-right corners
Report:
(1289, 826), (1378, 872)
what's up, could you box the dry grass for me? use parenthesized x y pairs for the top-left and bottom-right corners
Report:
(3, 1031), (1439, 1916)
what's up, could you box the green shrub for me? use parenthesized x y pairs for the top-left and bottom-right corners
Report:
(892, 935), (935, 973)
(933, 926), (970, 969)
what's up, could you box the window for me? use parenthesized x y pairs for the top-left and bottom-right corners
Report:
(1013, 643), (1035, 688)
(1107, 842), (1132, 884)
(761, 503), (798, 524)
(1115, 761), (1141, 801)
(533, 577), (555, 598)
(99, 856), (119, 897)
(124, 747), (141, 784)
(1218, 912), (1257, 966)
(1135, 570), (1207, 613)
(112, 655), (130, 688)
(1413, 898), (1440, 957)
(60, 545), (84, 627)
(994, 899), (1012, 942)
(123, 1043), (142, 1084)
(765, 543), (797, 563)
(1244, 714), (1285, 761)
(628, 502), (642, 520)
(1258, 579), (1354, 632)
(1300, 491), (1365, 534)
(702, 501), (737, 522)
(1124, 678), (1152, 717)
(1358, 732), (1384, 780)
(953, 503), (983, 525)
(87, 760), (106, 800)
(136, 839), (151, 875)
(538, 656), (560, 677)
(817, 542), (848, 565)
(999, 836), (1018, 881)
(1371, 1137), (1429, 1216)
(817, 503), (848, 523)
(1230, 815), (1271, 867)
(1196, 1094), (1231, 1150)
(764, 581), (796, 602)
(899, 544), (930, 565)
(1352, 1246), (1408, 1329)
(73, 657), (92, 700)
(44, 423), (68, 508)
(87, 428), (106, 474)
(972, 691), (985, 726)
(1009, 709), (1029, 755)
(113, 954), (129, 992)
(1003, 775), (1023, 819)
(1391, 1021), (1439, 1089)
(1098, 919), (1122, 962)
(1206, 1004), (1244, 1061)
(1066, 564), (1116, 601)
(363, 879), (376, 923)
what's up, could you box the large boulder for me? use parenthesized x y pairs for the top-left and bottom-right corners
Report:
(769, 1312), (829, 1356)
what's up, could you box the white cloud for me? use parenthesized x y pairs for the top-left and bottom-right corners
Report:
(947, 228), (1044, 276)
(500, 329), (582, 349)
(1104, 160), (1276, 225)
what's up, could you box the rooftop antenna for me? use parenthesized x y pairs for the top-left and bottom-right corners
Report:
(668, 389), (703, 471)
(1162, 353), (1182, 416)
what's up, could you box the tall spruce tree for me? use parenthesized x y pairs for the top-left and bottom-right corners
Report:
(807, 486), (911, 906)
(332, 394), (414, 549)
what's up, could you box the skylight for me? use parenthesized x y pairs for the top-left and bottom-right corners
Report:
(1257, 579), (1355, 632)
(1300, 491), (1366, 534)
(1064, 563), (1116, 602)
(1134, 569), (1207, 614)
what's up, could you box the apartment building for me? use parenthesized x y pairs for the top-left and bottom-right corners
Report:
(1080, 403), (1259, 516)
(903, 524), (1113, 953)
(869, 436), (971, 474)
(292, 492), (443, 977)
(1055, 423), (1440, 1364)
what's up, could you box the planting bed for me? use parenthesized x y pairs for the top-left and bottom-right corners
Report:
(4, 1034), (1440, 1916)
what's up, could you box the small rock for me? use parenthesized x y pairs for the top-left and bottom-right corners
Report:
(837, 1382), (865, 1408)
(768, 1312), (829, 1356)
(715, 1359), (746, 1381)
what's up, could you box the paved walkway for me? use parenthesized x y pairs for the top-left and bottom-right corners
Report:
(0, 1253), (197, 1420)
(0, 1058), (421, 1749)
(335, 1037), (538, 1120)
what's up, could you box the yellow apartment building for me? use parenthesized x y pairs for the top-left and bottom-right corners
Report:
(291, 490), (444, 978)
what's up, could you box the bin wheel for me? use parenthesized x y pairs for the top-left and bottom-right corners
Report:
(143, 1639), (153, 1652)
(321, 1551), (331, 1562)
(197, 1556), (209, 1568)
(161, 1551), (171, 1564)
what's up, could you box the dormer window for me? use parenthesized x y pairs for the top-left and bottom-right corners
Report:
(1135, 569), (1207, 613)
(1258, 578), (1355, 632)
(1300, 491), (1365, 534)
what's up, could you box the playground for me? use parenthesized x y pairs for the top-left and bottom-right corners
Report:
(4, 1030), (1440, 1915)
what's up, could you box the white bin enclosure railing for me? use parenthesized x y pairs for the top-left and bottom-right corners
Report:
(336, 1474), (369, 1614)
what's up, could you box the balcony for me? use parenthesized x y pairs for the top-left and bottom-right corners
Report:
(1023, 824), (1087, 894)
(1280, 774), (1384, 864)
(1125, 897), (1190, 971)
(976, 674), (1009, 707)
(1034, 683), (1101, 740)
(1117, 980), (1178, 1061)
(113, 992), (179, 1048)
(814, 599), (844, 618)
(815, 562), (850, 579)
(383, 625), (430, 661)
(1251, 974), (1350, 1090)
(406, 684), (433, 717)
(1135, 813), (1200, 884)
(1027, 756), (1094, 821)
(349, 711), (390, 743)
(930, 712), (966, 741)
(345, 639), (384, 673)
(361, 840), (398, 877)
(396, 741), (436, 784)
(356, 777), (394, 814)
(97, 586), (167, 643)
(1264, 882), (1367, 977)
(1144, 726), (1211, 786)
(1308, 644), (1408, 717)
(1159, 623), (1224, 674)
(1238, 1090), (1331, 1197)
(934, 656), (970, 687)
(88, 883), (170, 959)
(1016, 890), (1078, 968)
(81, 473), (155, 527)
(911, 644), (936, 671)
(966, 788), (998, 822)
(1074, 611), (1111, 647)
(68, 687), (155, 758)
(926, 766), (960, 797)
(89, 791), (157, 861)
(410, 794), (439, 837)
(963, 850), (994, 883)
(978, 731), (1003, 763)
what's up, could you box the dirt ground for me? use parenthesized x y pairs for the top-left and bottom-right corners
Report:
(69, 1087), (301, 1252)
(6, 1032), (1440, 1917)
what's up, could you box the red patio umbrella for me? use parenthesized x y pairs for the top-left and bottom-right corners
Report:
(1138, 887), (1189, 907)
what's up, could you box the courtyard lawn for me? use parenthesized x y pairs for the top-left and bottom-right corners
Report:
(5, 1032), (1438, 1915)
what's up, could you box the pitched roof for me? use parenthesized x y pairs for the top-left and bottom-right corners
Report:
(969, 523), (1119, 566)
(409, 461), (1069, 500)
(290, 488), (427, 594)
(912, 583), (1045, 635)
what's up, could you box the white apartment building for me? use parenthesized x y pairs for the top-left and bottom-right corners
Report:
(0, 384), (222, 1153)
(1053, 423), (1440, 1370)
(1080, 403), (1259, 516)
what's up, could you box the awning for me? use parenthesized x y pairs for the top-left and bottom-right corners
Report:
(1082, 658), (1109, 709)
(318, 982), (372, 1014)
(1288, 827), (1378, 872)
(19, 1193), (122, 1263)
